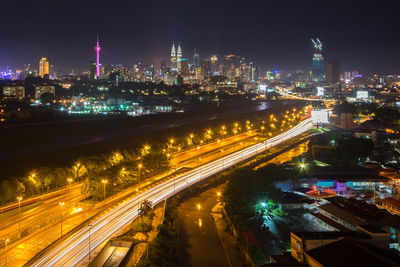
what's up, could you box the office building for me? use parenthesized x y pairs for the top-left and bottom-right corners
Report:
(177, 43), (182, 73)
(311, 38), (324, 82)
(326, 60), (340, 83)
(181, 59), (189, 75)
(39, 57), (49, 78)
(193, 48), (200, 68)
(170, 42), (177, 70)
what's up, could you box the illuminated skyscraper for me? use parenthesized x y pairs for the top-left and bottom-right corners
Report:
(95, 36), (101, 79)
(311, 38), (324, 82)
(171, 42), (177, 70)
(210, 55), (218, 76)
(193, 48), (200, 68)
(177, 43), (182, 73)
(39, 57), (49, 78)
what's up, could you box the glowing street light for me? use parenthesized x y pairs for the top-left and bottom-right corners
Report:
(217, 192), (221, 202)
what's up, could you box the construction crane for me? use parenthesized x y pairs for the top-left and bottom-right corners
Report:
(311, 38), (323, 51)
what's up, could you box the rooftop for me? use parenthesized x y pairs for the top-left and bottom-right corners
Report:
(382, 197), (400, 209)
(327, 197), (390, 222)
(302, 166), (388, 182)
(291, 231), (366, 241)
(306, 238), (399, 267)
(319, 203), (367, 227)
(358, 224), (388, 234)
(280, 192), (313, 204)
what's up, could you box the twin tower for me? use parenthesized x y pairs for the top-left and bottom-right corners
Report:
(170, 42), (182, 72)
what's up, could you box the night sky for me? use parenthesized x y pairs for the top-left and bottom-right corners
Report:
(1, 0), (400, 74)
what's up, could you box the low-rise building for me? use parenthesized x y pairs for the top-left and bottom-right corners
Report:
(381, 197), (400, 215)
(3, 86), (25, 99)
(35, 85), (55, 98)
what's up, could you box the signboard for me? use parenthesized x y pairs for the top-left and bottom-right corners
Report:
(259, 84), (267, 92)
(356, 90), (369, 99)
(311, 109), (329, 124)
(316, 87), (324, 97)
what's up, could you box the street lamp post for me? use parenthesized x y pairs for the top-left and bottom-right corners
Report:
(87, 224), (92, 263)
(137, 164), (142, 213)
(101, 179), (108, 201)
(17, 196), (22, 232)
(17, 196), (22, 216)
(220, 149), (225, 168)
(59, 202), (64, 237)
(67, 178), (73, 188)
(198, 157), (202, 180)
(173, 168), (176, 195)
(4, 238), (9, 267)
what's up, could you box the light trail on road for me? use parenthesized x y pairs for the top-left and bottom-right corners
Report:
(30, 118), (312, 266)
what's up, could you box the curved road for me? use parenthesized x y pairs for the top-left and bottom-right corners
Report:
(30, 119), (312, 266)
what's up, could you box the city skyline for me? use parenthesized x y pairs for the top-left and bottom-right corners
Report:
(1, 0), (400, 74)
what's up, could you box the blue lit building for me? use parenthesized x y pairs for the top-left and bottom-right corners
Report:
(311, 38), (325, 82)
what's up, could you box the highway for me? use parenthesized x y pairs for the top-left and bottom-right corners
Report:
(30, 118), (312, 266)
(0, 130), (261, 267)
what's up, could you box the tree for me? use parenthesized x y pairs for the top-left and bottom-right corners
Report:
(139, 200), (153, 224)
(336, 137), (374, 163)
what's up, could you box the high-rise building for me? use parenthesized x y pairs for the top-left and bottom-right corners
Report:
(177, 43), (182, 73)
(170, 42), (177, 70)
(311, 38), (324, 82)
(39, 58), (49, 78)
(181, 59), (189, 75)
(344, 72), (352, 84)
(325, 60), (340, 83)
(95, 36), (101, 79)
(200, 59), (210, 80)
(89, 62), (97, 80)
(193, 49), (200, 68)
(210, 55), (218, 76)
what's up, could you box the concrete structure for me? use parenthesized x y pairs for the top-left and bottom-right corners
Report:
(340, 112), (353, 130)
